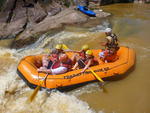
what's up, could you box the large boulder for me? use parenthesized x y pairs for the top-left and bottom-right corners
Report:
(0, 11), (8, 23)
(76, 0), (89, 6)
(1, 0), (16, 12)
(0, 0), (17, 23)
(27, 3), (47, 24)
(36, 0), (63, 16)
(12, 8), (89, 48)
(11, 0), (27, 22)
(94, 9), (111, 18)
(0, 0), (27, 40)
(0, 0), (111, 48)
(0, 18), (27, 39)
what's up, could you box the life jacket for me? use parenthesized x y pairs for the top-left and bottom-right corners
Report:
(103, 50), (118, 62)
(84, 56), (98, 66)
(79, 50), (86, 59)
(56, 49), (65, 55)
(49, 54), (59, 62)
(61, 59), (72, 69)
(51, 59), (72, 70)
(106, 33), (119, 50)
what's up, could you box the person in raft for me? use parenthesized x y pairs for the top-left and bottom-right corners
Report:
(99, 28), (119, 63)
(38, 53), (72, 75)
(101, 28), (119, 51)
(71, 44), (89, 64)
(37, 44), (65, 72)
(72, 50), (98, 73)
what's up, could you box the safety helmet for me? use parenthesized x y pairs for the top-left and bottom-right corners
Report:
(81, 45), (89, 50)
(105, 28), (112, 33)
(59, 54), (68, 62)
(55, 44), (62, 49)
(86, 50), (93, 55)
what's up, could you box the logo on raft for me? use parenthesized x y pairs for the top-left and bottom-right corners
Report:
(32, 67), (110, 82)
(64, 67), (110, 79)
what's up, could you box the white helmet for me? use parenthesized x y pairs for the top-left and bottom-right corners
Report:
(105, 28), (112, 33)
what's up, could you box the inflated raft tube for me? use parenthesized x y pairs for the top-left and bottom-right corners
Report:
(17, 47), (135, 89)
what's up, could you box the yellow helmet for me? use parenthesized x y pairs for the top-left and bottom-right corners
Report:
(55, 44), (62, 49)
(81, 45), (89, 50)
(86, 50), (93, 55)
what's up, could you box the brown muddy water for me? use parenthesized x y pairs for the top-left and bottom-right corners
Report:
(0, 3), (149, 113)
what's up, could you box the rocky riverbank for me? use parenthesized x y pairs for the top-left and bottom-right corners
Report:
(0, 0), (110, 48)
(1, 0), (149, 48)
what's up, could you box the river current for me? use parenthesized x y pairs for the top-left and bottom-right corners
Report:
(0, 3), (149, 113)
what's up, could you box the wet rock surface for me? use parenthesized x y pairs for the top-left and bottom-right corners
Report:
(94, 9), (111, 18)
(27, 3), (47, 24)
(11, 8), (89, 48)
(0, 0), (110, 48)
(0, 18), (27, 39)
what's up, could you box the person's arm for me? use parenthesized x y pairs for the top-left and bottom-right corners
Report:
(81, 59), (92, 73)
(100, 42), (107, 46)
(64, 49), (78, 52)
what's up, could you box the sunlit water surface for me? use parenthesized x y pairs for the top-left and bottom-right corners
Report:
(0, 3), (149, 113)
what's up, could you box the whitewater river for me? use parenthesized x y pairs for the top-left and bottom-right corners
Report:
(0, 3), (149, 113)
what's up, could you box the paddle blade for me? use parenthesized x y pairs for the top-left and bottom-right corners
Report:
(101, 85), (108, 93)
(90, 69), (104, 82)
(98, 82), (108, 93)
(28, 86), (40, 102)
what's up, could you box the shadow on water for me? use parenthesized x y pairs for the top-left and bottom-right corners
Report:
(57, 80), (96, 92)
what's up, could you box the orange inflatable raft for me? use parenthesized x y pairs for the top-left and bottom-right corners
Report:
(17, 46), (135, 89)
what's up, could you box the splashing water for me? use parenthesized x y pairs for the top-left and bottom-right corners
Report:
(0, 47), (100, 113)
(0, 29), (107, 113)
(0, 3), (150, 113)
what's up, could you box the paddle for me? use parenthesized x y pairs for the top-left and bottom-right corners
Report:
(79, 59), (104, 82)
(27, 73), (49, 102)
(79, 59), (107, 93)
(61, 44), (104, 81)
(62, 44), (106, 90)
(27, 44), (71, 103)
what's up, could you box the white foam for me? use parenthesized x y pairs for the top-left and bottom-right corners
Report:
(0, 47), (100, 113)
(4, 91), (96, 113)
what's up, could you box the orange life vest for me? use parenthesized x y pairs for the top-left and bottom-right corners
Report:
(103, 50), (118, 62)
